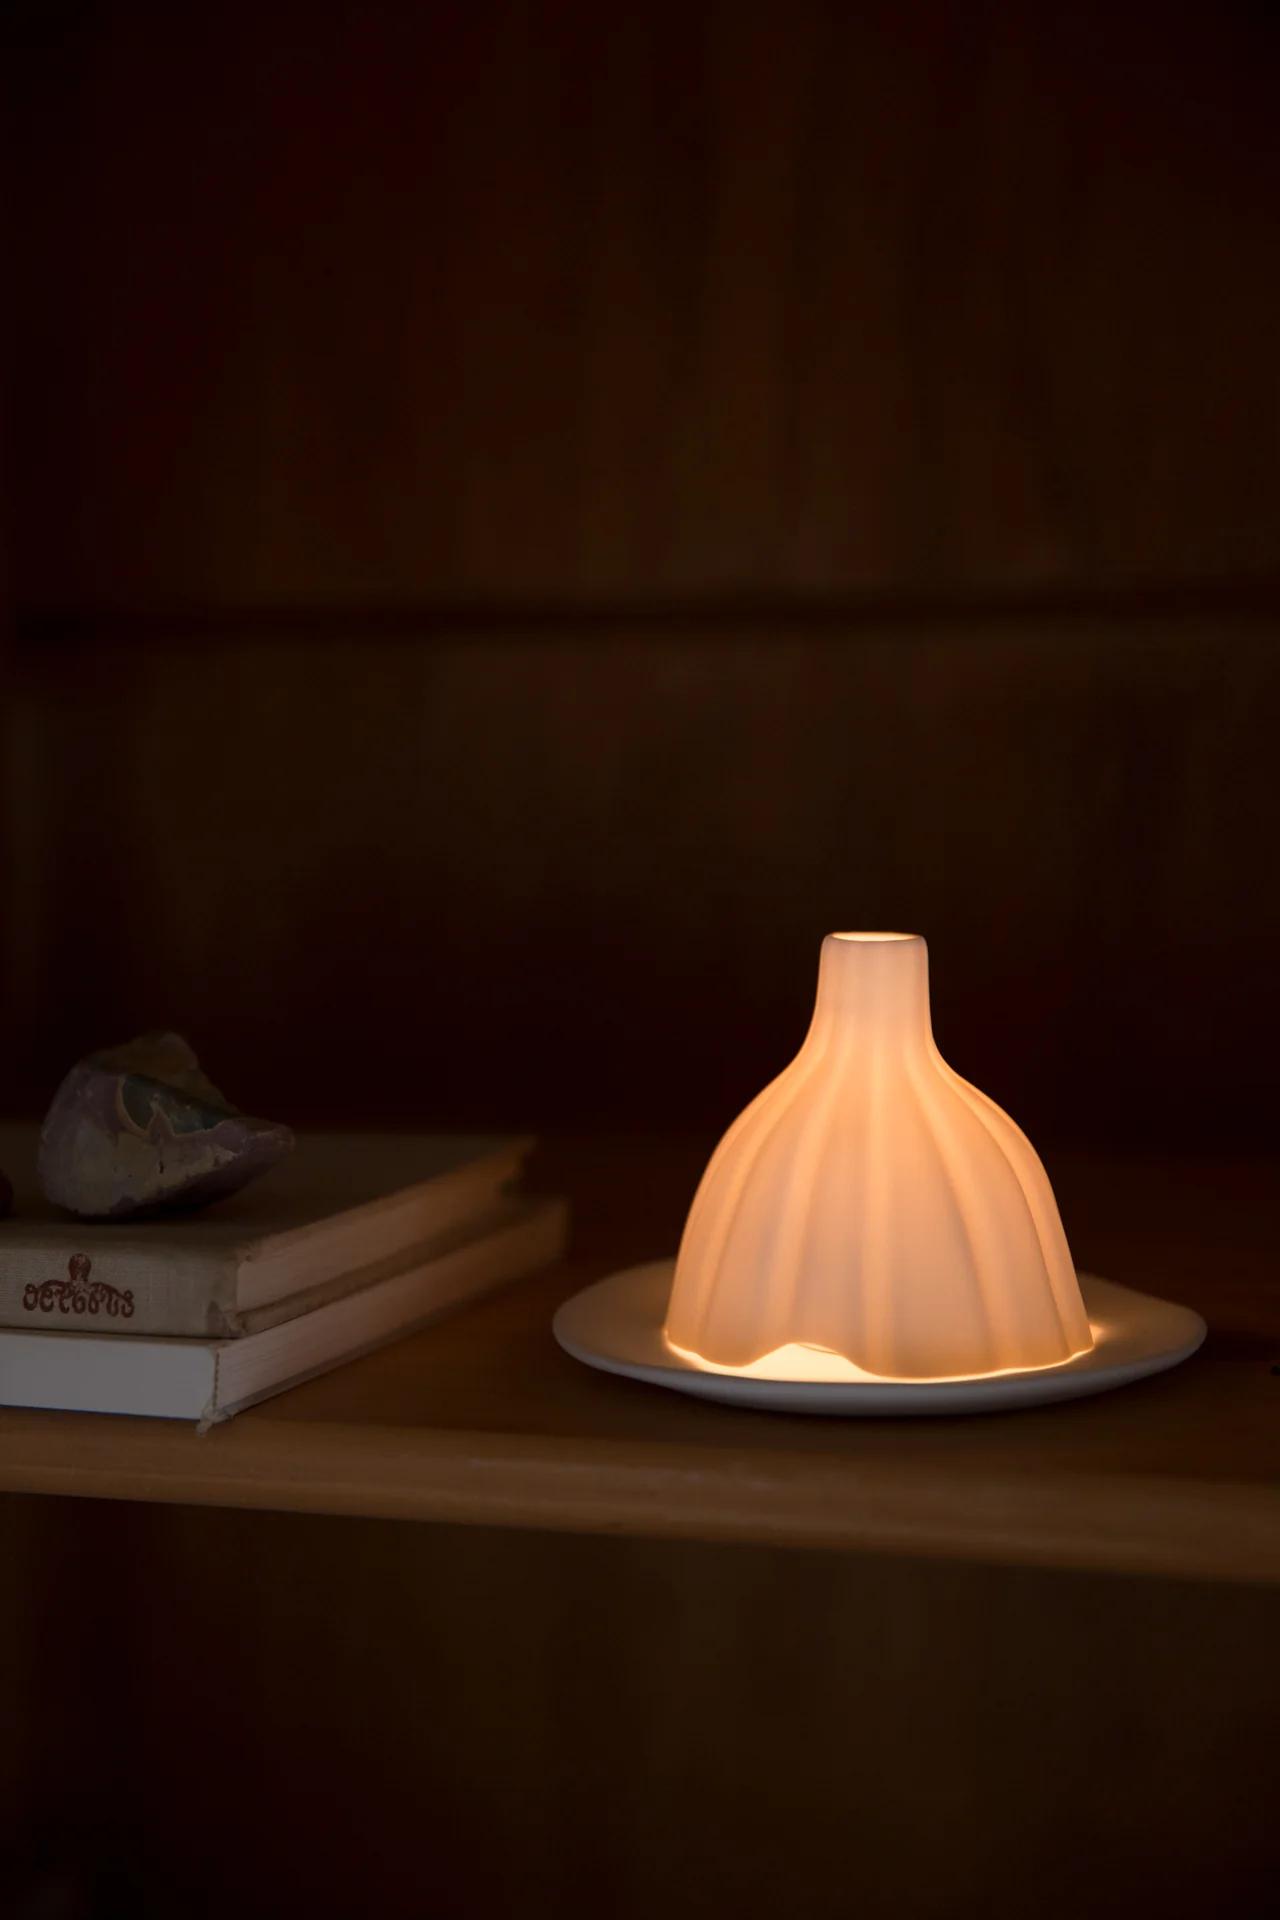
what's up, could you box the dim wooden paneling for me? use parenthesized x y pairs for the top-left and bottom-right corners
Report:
(0, 1498), (127, 1907)
(2, 1496), (1275, 1919)
(8, 0), (1280, 608)
(8, 615), (1277, 1144)
(5, 12), (1280, 1917)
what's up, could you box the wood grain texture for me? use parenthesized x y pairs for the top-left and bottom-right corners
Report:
(0, 1497), (1276, 1919)
(0, 1143), (1276, 1585)
(0, 1497), (128, 1909)
(8, 0), (1280, 608)
(7, 615), (1277, 1144)
(4, 14), (1279, 1913)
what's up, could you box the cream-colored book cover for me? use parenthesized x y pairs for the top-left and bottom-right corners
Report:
(0, 1196), (569, 1425)
(0, 1128), (532, 1336)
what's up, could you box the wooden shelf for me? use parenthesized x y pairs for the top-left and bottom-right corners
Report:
(0, 1139), (1276, 1585)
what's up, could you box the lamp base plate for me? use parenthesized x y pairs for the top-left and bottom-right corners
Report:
(552, 1265), (1206, 1415)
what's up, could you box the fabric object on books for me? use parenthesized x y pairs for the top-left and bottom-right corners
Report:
(39, 1031), (294, 1220)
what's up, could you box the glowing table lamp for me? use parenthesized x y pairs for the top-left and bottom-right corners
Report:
(555, 933), (1205, 1415)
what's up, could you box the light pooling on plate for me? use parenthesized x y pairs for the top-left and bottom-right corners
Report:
(663, 1333), (1102, 1385)
(663, 932), (1093, 1383)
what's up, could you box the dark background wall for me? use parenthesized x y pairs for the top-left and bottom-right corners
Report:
(3, 12), (1279, 1920)
(5, 0), (1279, 1145)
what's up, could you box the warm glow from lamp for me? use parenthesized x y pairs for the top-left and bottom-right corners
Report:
(663, 932), (1093, 1382)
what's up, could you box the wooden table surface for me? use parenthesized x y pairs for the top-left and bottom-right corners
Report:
(0, 1137), (1276, 1585)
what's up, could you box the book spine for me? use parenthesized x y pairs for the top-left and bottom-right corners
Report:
(0, 1247), (236, 1337)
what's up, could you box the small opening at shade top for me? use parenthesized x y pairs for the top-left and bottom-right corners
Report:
(831, 931), (918, 943)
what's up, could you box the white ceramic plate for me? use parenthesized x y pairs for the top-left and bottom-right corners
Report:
(552, 1262), (1207, 1415)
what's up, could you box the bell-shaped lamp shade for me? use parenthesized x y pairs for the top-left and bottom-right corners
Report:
(664, 933), (1093, 1382)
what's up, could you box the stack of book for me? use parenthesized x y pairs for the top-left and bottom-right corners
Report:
(0, 1129), (566, 1425)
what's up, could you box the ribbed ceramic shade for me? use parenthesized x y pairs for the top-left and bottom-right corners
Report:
(664, 933), (1093, 1381)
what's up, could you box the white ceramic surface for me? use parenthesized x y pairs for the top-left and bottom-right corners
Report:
(554, 1262), (1206, 1415)
(666, 933), (1093, 1380)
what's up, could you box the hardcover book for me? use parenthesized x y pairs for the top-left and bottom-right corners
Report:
(0, 1128), (533, 1337)
(0, 1195), (569, 1425)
